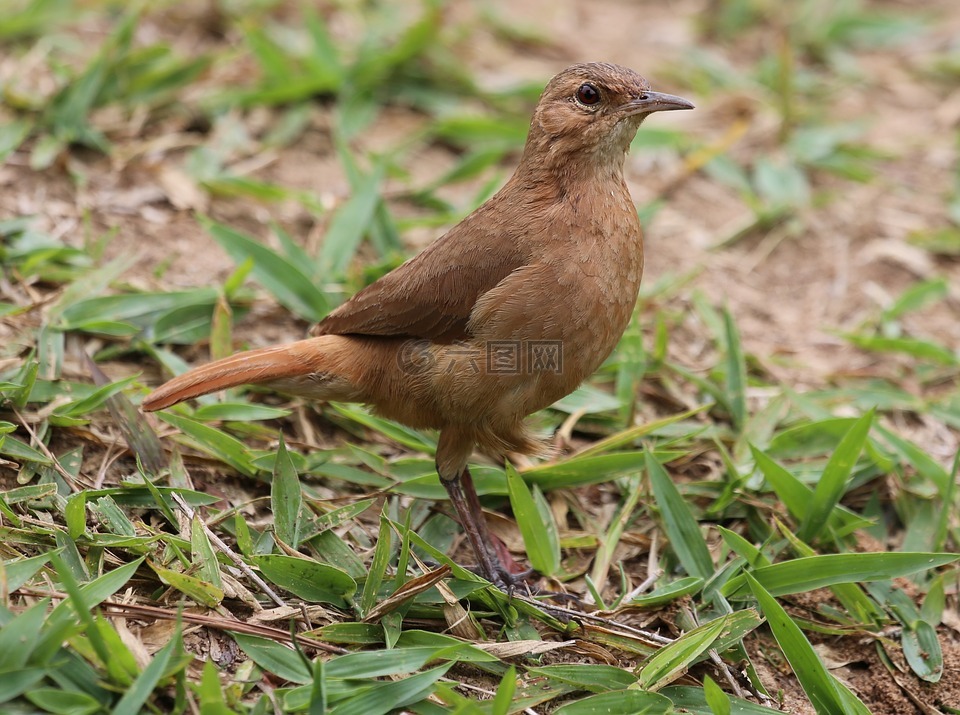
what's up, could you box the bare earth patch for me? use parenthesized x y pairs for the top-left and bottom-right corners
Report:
(2, 1), (959, 713)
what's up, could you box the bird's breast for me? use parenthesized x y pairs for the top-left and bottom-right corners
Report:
(384, 182), (645, 430)
(510, 197), (644, 413)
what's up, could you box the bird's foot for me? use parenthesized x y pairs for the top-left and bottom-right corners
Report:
(466, 562), (535, 594)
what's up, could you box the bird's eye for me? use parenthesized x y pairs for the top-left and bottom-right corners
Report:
(575, 83), (600, 106)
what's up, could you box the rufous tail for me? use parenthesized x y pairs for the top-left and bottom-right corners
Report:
(142, 336), (360, 411)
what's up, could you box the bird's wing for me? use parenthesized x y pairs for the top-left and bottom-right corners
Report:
(313, 207), (527, 343)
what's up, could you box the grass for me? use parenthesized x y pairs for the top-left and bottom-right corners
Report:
(1, 0), (959, 713)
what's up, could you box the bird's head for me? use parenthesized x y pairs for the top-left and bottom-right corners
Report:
(522, 62), (693, 171)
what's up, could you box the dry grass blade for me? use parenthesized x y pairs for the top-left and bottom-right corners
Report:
(85, 353), (166, 474)
(362, 565), (451, 622)
(14, 586), (344, 654)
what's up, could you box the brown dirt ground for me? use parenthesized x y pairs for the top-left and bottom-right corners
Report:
(2, 0), (960, 713)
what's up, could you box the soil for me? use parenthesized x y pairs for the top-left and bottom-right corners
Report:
(2, 0), (959, 713)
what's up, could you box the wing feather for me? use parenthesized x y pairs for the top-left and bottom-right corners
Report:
(313, 206), (527, 342)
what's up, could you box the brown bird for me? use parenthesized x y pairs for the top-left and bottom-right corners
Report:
(143, 63), (693, 587)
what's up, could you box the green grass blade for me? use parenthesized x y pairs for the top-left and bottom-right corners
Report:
(325, 645), (492, 679)
(40, 557), (144, 661)
(702, 676), (731, 715)
(629, 577), (704, 608)
(724, 552), (957, 598)
(327, 663), (451, 715)
(0, 599), (48, 671)
(25, 689), (103, 714)
(571, 405), (711, 459)
(647, 450), (714, 579)
(799, 409), (875, 541)
(272, 436), (303, 548)
(844, 334), (959, 365)
(902, 619), (942, 683)
(875, 425), (950, 496)
(112, 625), (185, 715)
(359, 511), (393, 617)
(590, 473), (643, 589)
(1, 552), (53, 592)
(0, 668), (49, 704)
(775, 521), (883, 625)
(744, 573), (852, 714)
(150, 562), (224, 607)
(0, 119), (31, 163)
(155, 412), (257, 477)
(204, 218), (330, 322)
(231, 633), (311, 684)
(317, 163), (385, 277)
(491, 664), (517, 715)
(723, 307), (747, 431)
(196, 659), (231, 713)
(329, 403), (437, 454)
(750, 445), (869, 535)
(662, 686), (783, 714)
(506, 461), (560, 576)
(638, 615), (728, 690)
(190, 515), (223, 590)
(528, 664), (638, 692)
(255, 554), (356, 608)
(553, 689), (675, 714)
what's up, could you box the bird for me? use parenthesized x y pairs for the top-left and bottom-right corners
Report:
(143, 62), (693, 588)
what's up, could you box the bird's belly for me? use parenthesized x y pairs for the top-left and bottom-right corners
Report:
(379, 246), (643, 430)
(430, 289), (638, 422)
(518, 305), (632, 413)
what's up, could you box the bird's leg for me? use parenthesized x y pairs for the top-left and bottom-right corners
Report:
(440, 465), (527, 589)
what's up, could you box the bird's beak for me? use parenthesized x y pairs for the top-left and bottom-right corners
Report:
(619, 91), (694, 117)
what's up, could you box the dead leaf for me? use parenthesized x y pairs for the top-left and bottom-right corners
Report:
(362, 566), (451, 622)
(158, 165), (209, 212)
(478, 639), (575, 658)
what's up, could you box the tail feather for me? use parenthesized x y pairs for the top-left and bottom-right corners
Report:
(142, 336), (356, 412)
